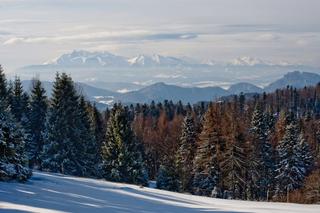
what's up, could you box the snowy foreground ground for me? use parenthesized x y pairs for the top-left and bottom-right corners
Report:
(0, 172), (319, 213)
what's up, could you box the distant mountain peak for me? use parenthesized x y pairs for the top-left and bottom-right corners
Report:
(283, 70), (318, 78)
(38, 50), (302, 69)
(151, 82), (167, 86)
(201, 59), (217, 66)
(127, 54), (187, 67)
(43, 50), (128, 67)
(231, 56), (270, 66)
(128, 54), (148, 66)
(265, 71), (320, 92)
(230, 56), (296, 67)
(228, 82), (263, 94)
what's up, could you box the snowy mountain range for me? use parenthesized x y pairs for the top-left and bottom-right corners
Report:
(42, 50), (188, 68)
(18, 50), (320, 88)
(41, 50), (294, 68)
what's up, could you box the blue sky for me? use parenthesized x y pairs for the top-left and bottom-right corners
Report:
(0, 0), (320, 72)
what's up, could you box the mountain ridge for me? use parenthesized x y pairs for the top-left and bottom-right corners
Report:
(18, 50), (319, 88)
(21, 71), (320, 109)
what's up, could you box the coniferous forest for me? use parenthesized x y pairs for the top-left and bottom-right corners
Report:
(1, 65), (320, 204)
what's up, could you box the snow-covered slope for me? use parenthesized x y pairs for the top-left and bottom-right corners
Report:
(0, 172), (319, 213)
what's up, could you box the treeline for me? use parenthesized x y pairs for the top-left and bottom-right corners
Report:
(134, 88), (320, 203)
(0, 66), (147, 185)
(0, 65), (319, 203)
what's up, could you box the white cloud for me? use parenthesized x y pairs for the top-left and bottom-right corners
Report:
(154, 74), (186, 79)
(3, 30), (150, 45)
(3, 30), (199, 45)
(255, 33), (280, 41)
(1, 0), (320, 69)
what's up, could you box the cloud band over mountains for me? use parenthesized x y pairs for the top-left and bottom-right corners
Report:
(1, 0), (320, 71)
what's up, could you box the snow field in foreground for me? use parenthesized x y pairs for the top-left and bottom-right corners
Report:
(0, 171), (319, 213)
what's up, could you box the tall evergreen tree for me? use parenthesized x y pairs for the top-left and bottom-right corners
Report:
(275, 121), (311, 199)
(76, 96), (98, 177)
(249, 103), (274, 200)
(101, 104), (148, 185)
(25, 79), (47, 168)
(89, 104), (105, 159)
(0, 68), (31, 181)
(41, 73), (86, 176)
(0, 101), (31, 181)
(10, 77), (29, 122)
(175, 113), (196, 192)
(0, 65), (7, 102)
(296, 134), (313, 176)
(156, 164), (179, 191)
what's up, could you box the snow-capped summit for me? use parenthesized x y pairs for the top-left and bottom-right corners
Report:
(128, 55), (150, 66)
(43, 50), (128, 67)
(41, 50), (299, 69)
(201, 59), (218, 66)
(128, 54), (187, 67)
(44, 51), (188, 68)
(231, 56), (270, 66)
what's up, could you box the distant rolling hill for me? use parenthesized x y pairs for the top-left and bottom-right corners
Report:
(264, 71), (320, 92)
(228, 82), (263, 94)
(20, 71), (320, 108)
(22, 80), (117, 98)
(117, 82), (229, 103)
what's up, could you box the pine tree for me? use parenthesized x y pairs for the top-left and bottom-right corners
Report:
(0, 102), (32, 181)
(0, 68), (31, 181)
(175, 113), (196, 192)
(101, 104), (148, 185)
(249, 103), (274, 200)
(296, 134), (313, 176)
(275, 121), (310, 199)
(41, 73), (85, 176)
(89, 103), (105, 173)
(10, 77), (29, 122)
(0, 65), (7, 102)
(25, 79), (48, 168)
(156, 164), (179, 191)
(76, 96), (98, 177)
(192, 104), (221, 197)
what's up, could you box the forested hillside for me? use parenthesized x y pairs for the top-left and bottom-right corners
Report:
(1, 64), (320, 204)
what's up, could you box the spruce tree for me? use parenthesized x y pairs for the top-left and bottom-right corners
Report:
(296, 134), (313, 176)
(0, 65), (7, 102)
(249, 103), (274, 200)
(101, 104), (148, 185)
(175, 113), (196, 192)
(89, 103), (105, 172)
(10, 77), (29, 122)
(76, 96), (98, 177)
(275, 121), (310, 198)
(0, 68), (31, 181)
(156, 164), (179, 191)
(0, 102), (31, 181)
(26, 79), (48, 168)
(41, 73), (85, 176)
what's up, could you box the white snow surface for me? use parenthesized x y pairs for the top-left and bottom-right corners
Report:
(0, 171), (319, 213)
